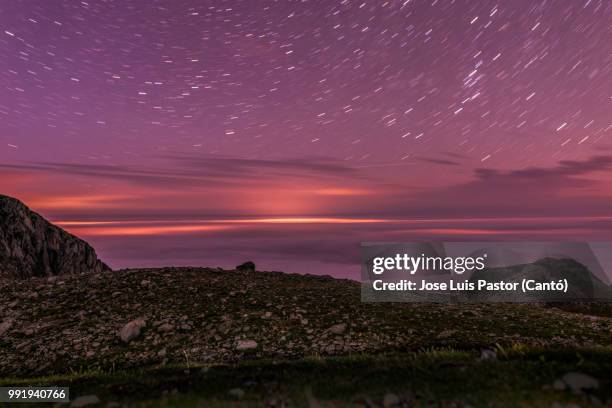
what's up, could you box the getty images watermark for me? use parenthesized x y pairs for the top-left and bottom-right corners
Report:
(361, 242), (612, 303)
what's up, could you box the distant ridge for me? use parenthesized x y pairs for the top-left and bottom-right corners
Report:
(0, 194), (110, 279)
(468, 257), (612, 301)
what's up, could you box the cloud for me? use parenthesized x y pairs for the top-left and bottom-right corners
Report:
(419, 157), (461, 166)
(0, 162), (206, 187)
(398, 155), (612, 218)
(0, 155), (361, 189)
(165, 154), (359, 177)
(475, 155), (612, 182)
(4, 154), (612, 223)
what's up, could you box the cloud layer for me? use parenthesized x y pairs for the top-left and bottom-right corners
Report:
(2, 154), (612, 277)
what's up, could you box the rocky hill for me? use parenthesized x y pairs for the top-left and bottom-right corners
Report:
(468, 257), (612, 301)
(0, 195), (109, 279)
(1, 266), (612, 379)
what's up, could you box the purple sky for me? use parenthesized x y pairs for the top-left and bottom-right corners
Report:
(2, 0), (612, 278)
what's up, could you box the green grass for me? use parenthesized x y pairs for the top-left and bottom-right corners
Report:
(2, 346), (611, 407)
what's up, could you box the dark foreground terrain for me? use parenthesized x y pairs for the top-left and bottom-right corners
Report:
(1, 267), (611, 407)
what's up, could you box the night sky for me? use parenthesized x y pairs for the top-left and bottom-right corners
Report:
(2, 0), (612, 278)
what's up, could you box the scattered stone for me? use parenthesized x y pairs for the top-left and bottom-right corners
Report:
(553, 379), (566, 391)
(236, 261), (256, 272)
(1, 250), (610, 400)
(328, 323), (347, 335)
(0, 319), (13, 337)
(436, 329), (456, 339)
(71, 395), (100, 407)
(119, 318), (146, 343)
(157, 323), (174, 333)
(382, 393), (400, 408)
(589, 395), (603, 406)
(236, 339), (258, 351)
(304, 388), (322, 408)
(561, 372), (599, 394)
(228, 388), (245, 399)
(479, 349), (497, 361)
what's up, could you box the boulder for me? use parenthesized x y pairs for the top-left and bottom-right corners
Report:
(236, 261), (256, 272)
(119, 318), (146, 343)
(561, 372), (599, 394)
(236, 339), (258, 350)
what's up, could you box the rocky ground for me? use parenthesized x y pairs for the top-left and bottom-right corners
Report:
(1, 267), (612, 407)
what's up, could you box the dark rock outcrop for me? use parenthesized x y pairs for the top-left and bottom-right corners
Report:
(236, 261), (256, 272)
(0, 195), (110, 279)
(468, 257), (612, 301)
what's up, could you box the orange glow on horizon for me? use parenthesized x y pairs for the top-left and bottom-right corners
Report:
(58, 217), (389, 236)
(68, 224), (232, 236)
(26, 194), (134, 209)
(54, 214), (612, 237)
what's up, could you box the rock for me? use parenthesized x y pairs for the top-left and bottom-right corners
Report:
(157, 323), (174, 333)
(236, 261), (256, 272)
(228, 388), (245, 399)
(561, 372), (599, 394)
(0, 319), (13, 337)
(71, 395), (100, 407)
(589, 395), (603, 406)
(236, 339), (258, 350)
(552, 379), (566, 390)
(480, 349), (497, 361)
(382, 393), (400, 408)
(303, 387), (324, 408)
(328, 323), (347, 335)
(0, 195), (110, 279)
(119, 318), (146, 343)
(436, 329), (456, 339)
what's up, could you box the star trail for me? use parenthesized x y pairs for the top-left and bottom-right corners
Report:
(1, 0), (612, 277)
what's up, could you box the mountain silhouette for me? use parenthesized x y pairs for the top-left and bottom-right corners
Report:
(468, 257), (612, 301)
(0, 195), (109, 279)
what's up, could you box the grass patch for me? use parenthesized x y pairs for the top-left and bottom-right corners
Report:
(2, 346), (611, 407)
